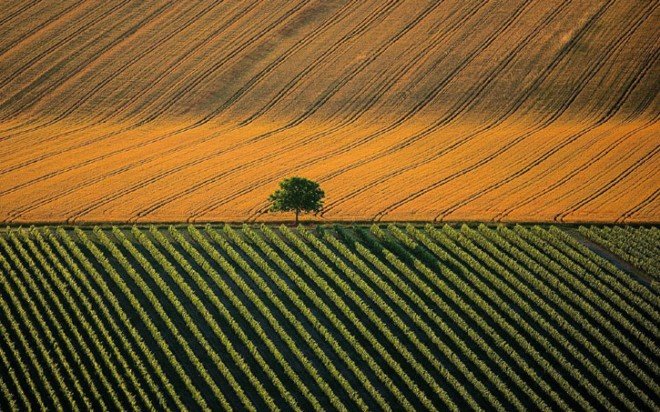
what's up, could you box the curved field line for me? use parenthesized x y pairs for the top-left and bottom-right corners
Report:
(102, 0), (269, 124)
(1, 0), (656, 224)
(260, 0), (541, 192)
(243, 0), (505, 135)
(625, 72), (659, 119)
(53, 0), (438, 222)
(434, 62), (656, 221)
(107, 0), (360, 129)
(0, 2), (198, 140)
(245, 0), (487, 131)
(318, 0), (574, 215)
(0, 1), (262, 159)
(0, 126), (243, 221)
(263, 0), (449, 128)
(193, 0), (369, 125)
(295, 0), (604, 198)
(0, 0), (302, 171)
(487, 95), (660, 219)
(0, 2), (263, 173)
(484, 38), (660, 214)
(34, 2), (222, 124)
(0, 2), (365, 206)
(120, 0), (311, 126)
(0, 1), (132, 136)
(0, 2), (330, 217)
(617, 188), (659, 223)
(135, 0), (462, 219)
(494, 119), (659, 220)
(0, 1), (370, 214)
(0, 3), (173, 121)
(224, 0), (452, 138)
(556, 147), (660, 222)
(195, 0), (549, 221)
(95, 2), (267, 124)
(116, 0), (358, 125)
(187, 1), (501, 220)
(0, 1), (144, 135)
(0, 1), (135, 106)
(0, 0), (442, 179)
(237, 0), (409, 126)
(0, 121), (136, 172)
(0, 113), (83, 141)
(369, 0), (645, 220)
(429, 31), (658, 221)
(0, 1), (258, 141)
(317, 0), (537, 142)
(61, 123), (334, 224)
(438, 119), (654, 223)
(315, 1), (488, 126)
(0, 120), (235, 197)
(291, 0), (488, 129)
(343, 0), (613, 163)
(0, 1), (85, 58)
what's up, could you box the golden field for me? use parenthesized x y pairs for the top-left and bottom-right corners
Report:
(0, 0), (658, 223)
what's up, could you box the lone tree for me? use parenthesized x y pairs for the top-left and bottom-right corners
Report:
(269, 177), (324, 225)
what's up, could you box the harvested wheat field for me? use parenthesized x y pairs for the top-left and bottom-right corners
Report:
(0, 0), (658, 223)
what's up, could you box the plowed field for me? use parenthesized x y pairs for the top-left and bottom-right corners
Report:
(0, 0), (658, 223)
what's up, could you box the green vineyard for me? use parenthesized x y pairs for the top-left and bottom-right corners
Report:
(580, 226), (660, 285)
(0, 224), (658, 411)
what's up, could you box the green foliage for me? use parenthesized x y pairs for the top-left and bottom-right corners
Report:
(268, 177), (324, 223)
(580, 226), (660, 288)
(0, 224), (657, 411)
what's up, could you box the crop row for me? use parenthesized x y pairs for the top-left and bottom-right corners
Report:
(0, 224), (657, 411)
(579, 226), (659, 286)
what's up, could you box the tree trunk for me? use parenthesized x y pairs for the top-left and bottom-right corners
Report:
(295, 210), (299, 225)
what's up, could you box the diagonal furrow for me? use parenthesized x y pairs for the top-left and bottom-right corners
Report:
(617, 188), (660, 222)
(431, 40), (657, 221)
(0, 2), (198, 140)
(0, 0), (41, 28)
(0, 3), (173, 121)
(139, 1), (464, 219)
(324, 0), (616, 193)
(443, 34), (659, 221)
(319, 0), (574, 214)
(36, 2), (223, 124)
(237, 0), (405, 126)
(493, 117), (659, 220)
(194, 0), (368, 124)
(126, 0), (311, 126)
(0, 1), (259, 141)
(193, 0), (557, 220)
(104, 0), (267, 124)
(0, 0), (309, 176)
(371, 0), (648, 220)
(557, 146), (660, 222)
(0, 1), (263, 167)
(0, 1), (135, 102)
(49, 0), (437, 221)
(0, 1), (85, 58)
(136, 1), (497, 220)
(0, 2), (368, 217)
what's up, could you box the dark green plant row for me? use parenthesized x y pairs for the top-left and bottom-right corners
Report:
(579, 226), (659, 286)
(0, 224), (657, 411)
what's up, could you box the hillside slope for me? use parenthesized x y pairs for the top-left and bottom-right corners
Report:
(0, 0), (658, 223)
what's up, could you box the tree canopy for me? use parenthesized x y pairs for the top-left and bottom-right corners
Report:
(268, 177), (324, 224)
